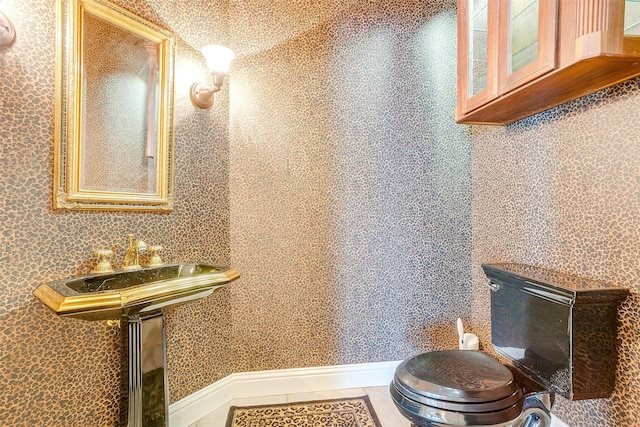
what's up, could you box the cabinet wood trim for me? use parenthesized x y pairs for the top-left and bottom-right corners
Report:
(575, 0), (624, 59)
(457, 55), (640, 125)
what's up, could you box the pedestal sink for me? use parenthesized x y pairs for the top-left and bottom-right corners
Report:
(34, 263), (239, 427)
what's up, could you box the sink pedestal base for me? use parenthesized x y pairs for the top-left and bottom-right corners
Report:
(121, 310), (168, 427)
(32, 263), (240, 426)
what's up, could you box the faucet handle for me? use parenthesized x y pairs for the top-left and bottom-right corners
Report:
(148, 245), (164, 267)
(92, 249), (114, 274)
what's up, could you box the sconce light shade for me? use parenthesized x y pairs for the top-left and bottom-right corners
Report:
(190, 44), (235, 109)
(201, 44), (235, 74)
(0, 11), (16, 48)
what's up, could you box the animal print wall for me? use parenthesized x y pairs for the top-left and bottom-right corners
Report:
(0, 0), (231, 425)
(2, 0), (637, 425)
(471, 79), (640, 426)
(227, 0), (472, 373)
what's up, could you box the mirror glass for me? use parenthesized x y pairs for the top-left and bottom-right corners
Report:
(55, 0), (175, 211)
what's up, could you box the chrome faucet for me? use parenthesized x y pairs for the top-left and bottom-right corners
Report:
(123, 234), (147, 270)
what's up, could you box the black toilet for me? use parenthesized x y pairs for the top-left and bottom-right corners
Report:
(390, 263), (629, 427)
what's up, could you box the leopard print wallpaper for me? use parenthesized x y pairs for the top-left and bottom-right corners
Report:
(471, 77), (640, 426)
(227, 0), (471, 373)
(1, 0), (638, 426)
(0, 0), (232, 425)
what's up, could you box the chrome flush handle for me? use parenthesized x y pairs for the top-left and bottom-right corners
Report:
(484, 279), (500, 292)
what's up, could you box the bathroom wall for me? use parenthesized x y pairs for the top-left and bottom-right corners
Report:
(227, 1), (640, 425)
(2, 0), (473, 424)
(227, 0), (472, 372)
(0, 0), (233, 425)
(471, 79), (640, 426)
(4, 0), (638, 426)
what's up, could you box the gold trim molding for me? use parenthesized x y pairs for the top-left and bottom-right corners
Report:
(54, 0), (176, 211)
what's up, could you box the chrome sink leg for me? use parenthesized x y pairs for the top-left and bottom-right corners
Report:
(121, 310), (168, 427)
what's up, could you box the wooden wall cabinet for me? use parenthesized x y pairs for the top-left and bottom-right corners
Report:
(456, 0), (640, 125)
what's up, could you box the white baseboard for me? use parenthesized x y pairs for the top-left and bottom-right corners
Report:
(168, 360), (402, 427)
(552, 417), (570, 427)
(168, 360), (569, 427)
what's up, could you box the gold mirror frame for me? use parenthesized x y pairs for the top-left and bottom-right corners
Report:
(54, 0), (175, 211)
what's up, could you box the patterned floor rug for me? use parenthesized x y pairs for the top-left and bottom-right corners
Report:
(225, 396), (383, 427)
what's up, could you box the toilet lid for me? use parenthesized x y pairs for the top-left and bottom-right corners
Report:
(394, 350), (520, 403)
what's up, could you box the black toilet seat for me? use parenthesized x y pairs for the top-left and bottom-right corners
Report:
(393, 350), (522, 411)
(393, 377), (523, 413)
(391, 350), (530, 426)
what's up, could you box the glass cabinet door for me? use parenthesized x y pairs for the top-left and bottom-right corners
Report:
(457, 0), (498, 115)
(624, 0), (640, 36)
(498, 0), (557, 93)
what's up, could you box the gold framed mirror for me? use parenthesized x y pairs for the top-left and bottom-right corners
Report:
(54, 0), (176, 211)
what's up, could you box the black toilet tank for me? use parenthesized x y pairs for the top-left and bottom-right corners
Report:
(482, 263), (628, 401)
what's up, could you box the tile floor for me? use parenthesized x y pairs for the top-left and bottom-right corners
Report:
(189, 385), (411, 427)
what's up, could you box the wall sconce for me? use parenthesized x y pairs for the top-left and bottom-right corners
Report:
(190, 45), (235, 109)
(0, 10), (16, 48)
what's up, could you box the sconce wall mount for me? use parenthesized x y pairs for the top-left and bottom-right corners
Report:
(0, 11), (16, 48)
(190, 72), (226, 109)
(190, 45), (235, 109)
